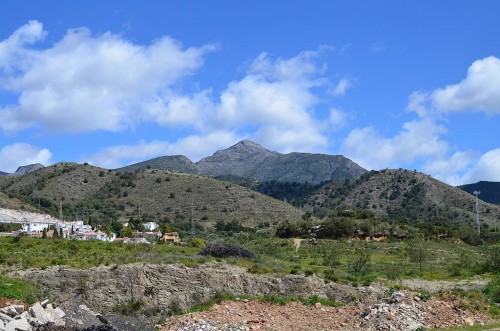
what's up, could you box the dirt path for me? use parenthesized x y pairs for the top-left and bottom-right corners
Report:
(292, 238), (304, 252)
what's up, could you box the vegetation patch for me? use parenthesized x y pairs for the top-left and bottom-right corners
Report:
(199, 242), (255, 259)
(0, 276), (41, 304)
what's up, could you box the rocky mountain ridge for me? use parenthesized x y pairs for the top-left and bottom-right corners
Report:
(116, 140), (367, 184)
(0, 163), (45, 177)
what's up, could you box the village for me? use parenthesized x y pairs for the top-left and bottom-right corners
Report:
(16, 220), (181, 245)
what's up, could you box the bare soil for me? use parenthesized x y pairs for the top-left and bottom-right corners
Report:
(161, 290), (495, 331)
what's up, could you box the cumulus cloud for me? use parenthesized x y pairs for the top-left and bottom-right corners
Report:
(422, 151), (478, 185)
(341, 118), (448, 170)
(0, 143), (52, 172)
(460, 149), (500, 184)
(409, 57), (500, 116)
(214, 51), (330, 153)
(0, 21), (216, 134)
(432, 57), (500, 114)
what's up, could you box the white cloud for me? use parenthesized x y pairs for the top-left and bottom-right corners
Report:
(331, 78), (352, 97)
(341, 118), (448, 170)
(214, 51), (330, 153)
(144, 90), (214, 129)
(253, 126), (327, 154)
(328, 108), (349, 130)
(0, 143), (52, 172)
(0, 21), (216, 134)
(432, 57), (500, 114)
(422, 151), (478, 185)
(409, 57), (500, 116)
(460, 149), (500, 184)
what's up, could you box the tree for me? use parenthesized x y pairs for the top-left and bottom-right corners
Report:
(348, 246), (371, 276)
(120, 227), (133, 238)
(42, 228), (47, 239)
(53, 227), (59, 239)
(406, 241), (429, 274)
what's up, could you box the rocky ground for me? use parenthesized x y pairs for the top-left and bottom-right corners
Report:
(161, 290), (493, 331)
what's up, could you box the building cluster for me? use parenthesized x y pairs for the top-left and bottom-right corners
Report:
(18, 220), (179, 244)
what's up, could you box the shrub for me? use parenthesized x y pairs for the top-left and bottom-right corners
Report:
(199, 242), (255, 259)
(483, 244), (500, 274)
(188, 237), (206, 248)
(348, 246), (371, 276)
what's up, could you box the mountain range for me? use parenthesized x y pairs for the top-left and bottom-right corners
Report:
(116, 140), (367, 184)
(1, 140), (498, 232)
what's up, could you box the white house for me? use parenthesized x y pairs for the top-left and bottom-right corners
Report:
(21, 223), (50, 233)
(143, 222), (159, 231)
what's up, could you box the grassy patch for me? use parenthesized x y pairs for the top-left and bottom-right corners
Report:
(431, 321), (500, 330)
(0, 276), (40, 304)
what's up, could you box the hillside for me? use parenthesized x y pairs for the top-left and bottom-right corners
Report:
(0, 191), (38, 212)
(303, 169), (500, 226)
(0, 163), (302, 228)
(459, 181), (500, 205)
(0, 171), (7, 176)
(118, 140), (367, 184)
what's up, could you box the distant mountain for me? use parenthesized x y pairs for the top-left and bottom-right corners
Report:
(14, 163), (44, 176)
(303, 169), (500, 226)
(459, 181), (500, 205)
(0, 171), (8, 176)
(116, 155), (198, 174)
(118, 140), (367, 184)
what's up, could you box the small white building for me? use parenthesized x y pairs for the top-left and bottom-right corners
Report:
(21, 223), (50, 233)
(143, 222), (159, 231)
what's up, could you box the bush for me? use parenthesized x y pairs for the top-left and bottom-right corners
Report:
(484, 278), (500, 304)
(199, 242), (255, 259)
(348, 246), (371, 276)
(188, 237), (206, 248)
(483, 244), (500, 274)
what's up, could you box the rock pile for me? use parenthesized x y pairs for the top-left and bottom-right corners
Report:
(360, 291), (424, 330)
(0, 300), (65, 331)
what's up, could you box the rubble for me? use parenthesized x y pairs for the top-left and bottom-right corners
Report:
(0, 300), (65, 331)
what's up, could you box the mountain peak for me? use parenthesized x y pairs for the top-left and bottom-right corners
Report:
(228, 140), (270, 153)
(14, 163), (45, 176)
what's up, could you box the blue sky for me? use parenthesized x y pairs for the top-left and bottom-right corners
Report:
(0, 1), (499, 185)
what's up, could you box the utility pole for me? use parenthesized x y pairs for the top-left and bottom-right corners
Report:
(473, 191), (481, 235)
(59, 200), (63, 222)
(190, 199), (196, 238)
